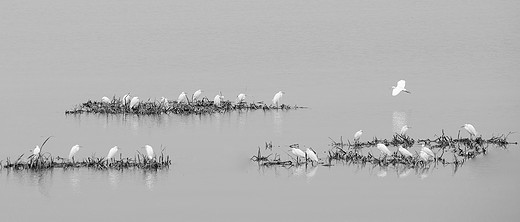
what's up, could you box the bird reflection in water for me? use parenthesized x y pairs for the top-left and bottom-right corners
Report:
(143, 170), (158, 191)
(305, 165), (318, 183)
(108, 169), (121, 189)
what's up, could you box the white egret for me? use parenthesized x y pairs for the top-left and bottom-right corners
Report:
(106, 146), (119, 160)
(69, 144), (81, 160)
(305, 148), (319, 163)
(192, 89), (203, 102)
(392, 80), (411, 96)
(214, 95), (223, 106)
(177, 92), (188, 104)
(144, 145), (154, 160)
(32, 145), (41, 155)
(462, 123), (478, 138)
(421, 143), (435, 158)
(130, 97), (139, 109)
(101, 96), (111, 103)
(122, 93), (131, 106)
(160, 97), (169, 106)
(398, 145), (413, 158)
(290, 147), (306, 163)
(419, 150), (430, 162)
(376, 143), (392, 156)
(272, 91), (285, 107)
(400, 125), (410, 135)
(354, 130), (363, 141)
(236, 93), (246, 103)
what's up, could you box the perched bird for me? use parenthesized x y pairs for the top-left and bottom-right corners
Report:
(354, 130), (363, 141)
(122, 93), (131, 106)
(377, 143), (392, 156)
(177, 92), (188, 104)
(32, 145), (41, 156)
(290, 147), (306, 162)
(130, 97), (139, 109)
(144, 145), (154, 160)
(305, 148), (319, 163)
(421, 143), (435, 158)
(419, 150), (430, 162)
(400, 125), (410, 135)
(160, 97), (169, 106)
(398, 145), (413, 158)
(101, 96), (111, 103)
(192, 89), (203, 102)
(462, 123), (478, 138)
(236, 93), (246, 103)
(214, 94), (223, 106)
(69, 144), (81, 160)
(106, 146), (119, 160)
(272, 91), (285, 107)
(392, 80), (411, 96)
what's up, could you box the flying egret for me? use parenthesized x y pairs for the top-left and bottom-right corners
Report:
(160, 97), (169, 106)
(106, 146), (119, 160)
(192, 89), (203, 102)
(354, 130), (363, 142)
(419, 150), (430, 162)
(462, 123), (478, 138)
(144, 145), (154, 160)
(177, 92), (188, 104)
(101, 96), (111, 103)
(377, 143), (392, 156)
(400, 125), (410, 135)
(236, 93), (246, 103)
(305, 148), (319, 163)
(392, 80), (411, 96)
(122, 93), (131, 106)
(214, 94), (223, 106)
(398, 145), (413, 158)
(290, 147), (306, 163)
(69, 144), (81, 161)
(130, 97), (139, 109)
(32, 145), (41, 155)
(272, 91), (285, 107)
(421, 143), (435, 158)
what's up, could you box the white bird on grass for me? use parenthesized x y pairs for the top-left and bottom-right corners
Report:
(130, 97), (139, 109)
(69, 144), (81, 161)
(214, 94), (224, 106)
(272, 91), (285, 107)
(236, 93), (246, 103)
(354, 130), (363, 142)
(32, 145), (41, 156)
(192, 89), (203, 102)
(421, 143), (435, 158)
(305, 148), (319, 163)
(377, 143), (392, 156)
(177, 92), (188, 104)
(400, 125), (410, 135)
(144, 145), (154, 160)
(398, 145), (413, 158)
(392, 80), (411, 96)
(290, 147), (306, 163)
(106, 146), (119, 160)
(122, 93), (131, 106)
(101, 96), (111, 103)
(419, 150), (430, 162)
(462, 123), (478, 138)
(160, 97), (169, 106)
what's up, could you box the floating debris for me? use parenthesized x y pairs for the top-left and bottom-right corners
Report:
(65, 96), (305, 115)
(251, 131), (517, 170)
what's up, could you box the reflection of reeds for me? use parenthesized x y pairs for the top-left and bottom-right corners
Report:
(3, 151), (171, 170)
(252, 131), (517, 170)
(65, 97), (305, 115)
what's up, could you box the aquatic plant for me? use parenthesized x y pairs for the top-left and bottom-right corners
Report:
(65, 96), (305, 115)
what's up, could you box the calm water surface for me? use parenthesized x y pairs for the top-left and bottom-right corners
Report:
(1, 0), (520, 221)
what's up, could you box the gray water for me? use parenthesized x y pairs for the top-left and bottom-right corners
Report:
(1, 0), (520, 221)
